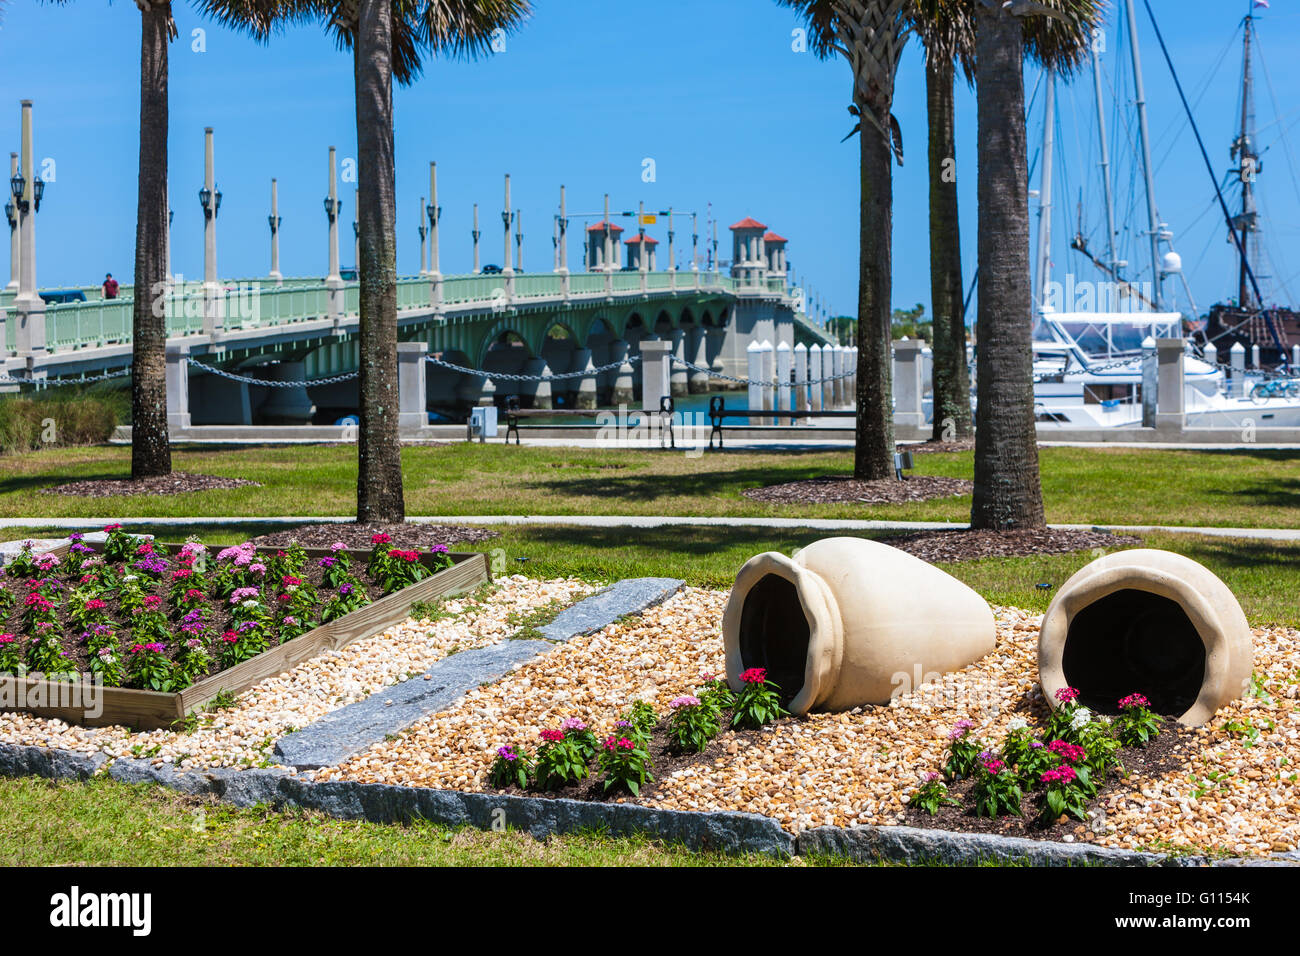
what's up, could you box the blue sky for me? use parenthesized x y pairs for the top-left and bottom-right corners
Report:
(1, 0), (1297, 320)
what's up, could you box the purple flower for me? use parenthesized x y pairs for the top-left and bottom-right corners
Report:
(319, 556), (337, 569)
(561, 718), (587, 731)
(339, 583), (354, 596)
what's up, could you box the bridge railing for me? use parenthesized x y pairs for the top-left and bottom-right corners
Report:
(514, 274), (563, 299)
(568, 272), (606, 295)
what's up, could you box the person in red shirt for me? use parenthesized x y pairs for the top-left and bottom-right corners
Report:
(102, 273), (119, 299)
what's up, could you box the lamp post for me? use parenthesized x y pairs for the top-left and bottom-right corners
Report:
(324, 146), (343, 325)
(427, 161), (441, 281)
(5, 152), (17, 291)
(667, 206), (676, 288)
(13, 101), (46, 358)
(200, 126), (221, 336)
(417, 195), (427, 277)
(502, 173), (513, 276)
(269, 178), (282, 285)
(472, 203), (481, 274)
(514, 209), (523, 273)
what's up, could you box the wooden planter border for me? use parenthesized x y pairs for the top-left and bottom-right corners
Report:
(0, 541), (491, 731)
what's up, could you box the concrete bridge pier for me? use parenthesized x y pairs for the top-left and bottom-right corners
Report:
(669, 329), (688, 397)
(572, 349), (597, 410)
(520, 357), (553, 409)
(190, 367), (252, 426)
(687, 327), (711, 394)
(254, 361), (316, 425)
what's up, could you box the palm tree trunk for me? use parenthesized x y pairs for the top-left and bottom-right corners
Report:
(130, 4), (172, 480)
(926, 54), (972, 442)
(354, 0), (405, 522)
(971, 11), (1045, 529)
(853, 115), (896, 480)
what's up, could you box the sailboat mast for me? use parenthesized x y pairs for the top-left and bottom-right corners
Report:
(1233, 9), (1260, 310)
(1123, 0), (1164, 310)
(1090, 44), (1120, 277)
(1035, 69), (1056, 308)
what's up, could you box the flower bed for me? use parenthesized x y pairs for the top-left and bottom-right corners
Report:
(0, 527), (490, 730)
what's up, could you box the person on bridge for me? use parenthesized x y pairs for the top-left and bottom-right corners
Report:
(102, 273), (119, 299)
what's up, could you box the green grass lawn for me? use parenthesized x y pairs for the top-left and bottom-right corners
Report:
(4, 521), (1296, 625)
(0, 775), (791, 867)
(0, 442), (1297, 527)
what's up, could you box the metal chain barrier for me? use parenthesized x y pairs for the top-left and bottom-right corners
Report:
(0, 367), (133, 386)
(425, 353), (640, 382)
(671, 356), (855, 387)
(186, 357), (359, 387)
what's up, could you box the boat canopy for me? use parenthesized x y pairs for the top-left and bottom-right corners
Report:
(1034, 311), (1183, 360)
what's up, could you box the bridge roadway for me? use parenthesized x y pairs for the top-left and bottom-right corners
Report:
(1, 270), (835, 424)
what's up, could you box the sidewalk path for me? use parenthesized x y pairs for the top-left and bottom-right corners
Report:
(1, 514), (1298, 541)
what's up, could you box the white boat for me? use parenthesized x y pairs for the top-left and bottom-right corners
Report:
(1030, 310), (1300, 429)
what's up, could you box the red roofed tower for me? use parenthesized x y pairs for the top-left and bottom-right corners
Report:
(729, 217), (767, 284)
(585, 220), (623, 271)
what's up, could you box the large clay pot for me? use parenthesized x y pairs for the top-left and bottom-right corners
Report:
(1039, 549), (1253, 726)
(722, 537), (996, 715)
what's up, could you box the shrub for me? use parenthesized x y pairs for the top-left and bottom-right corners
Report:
(0, 388), (123, 454)
(488, 745), (533, 789)
(533, 729), (589, 790)
(971, 756), (1023, 818)
(598, 733), (653, 796)
(905, 772), (959, 816)
(1038, 765), (1089, 825)
(666, 695), (718, 754)
(1113, 693), (1163, 747)
(943, 719), (986, 781)
(619, 701), (658, 743)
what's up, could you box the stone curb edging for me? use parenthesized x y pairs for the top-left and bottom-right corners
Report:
(7, 740), (1297, 866)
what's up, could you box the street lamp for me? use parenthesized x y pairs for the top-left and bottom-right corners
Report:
(323, 196), (340, 223)
(4, 200), (14, 229)
(199, 185), (221, 219)
(426, 201), (441, 228)
(9, 170), (39, 214)
(268, 214), (280, 233)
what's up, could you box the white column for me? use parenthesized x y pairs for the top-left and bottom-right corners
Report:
(893, 340), (925, 427)
(746, 340), (763, 423)
(7, 152), (19, 290)
(269, 178), (282, 285)
(1155, 338), (1186, 433)
(667, 207), (676, 289)
(13, 101), (45, 357)
(688, 327), (710, 394)
(1230, 341), (1246, 397)
(515, 209), (523, 272)
(669, 327), (687, 397)
(1251, 343), (1261, 369)
(793, 342), (808, 412)
(502, 174), (513, 274)
(325, 145), (343, 326)
(760, 340), (775, 412)
(558, 184), (569, 286)
(639, 340), (672, 413)
(776, 340), (793, 417)
(1292, 344), (1300, 370)
(821, 345), (835, 410)
(809, 344), (824, 412)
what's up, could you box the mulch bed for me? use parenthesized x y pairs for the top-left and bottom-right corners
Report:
(249, 522), (499, 551)
(742, 475), (974, 505)
(490, 709), (772, 804)
(882, 528), (1143, 564)
(902, 439), (976, 455)
(902, 724), (1196, 844)
(40, 473), (261, 498)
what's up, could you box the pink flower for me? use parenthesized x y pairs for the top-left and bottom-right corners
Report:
(371, 533), (392, 545)
(669, 695), (701, 709)
(1041, 765), (1077, 785)
(739, 667), (767, 684)
(1047, 740), (1087, 764)
(948, 719), (975, 740)
(560, 718), (587, 732)
(1054, 686), (1080, 704)
(981, 757), (1006, 775)
(539, 729), (565, 743)
(1118, 692), (1150, 710)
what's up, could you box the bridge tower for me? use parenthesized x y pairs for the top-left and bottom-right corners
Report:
(585, 221), (623, 270)
(729, 217), (767, 285)
(763, 231), (788, 280)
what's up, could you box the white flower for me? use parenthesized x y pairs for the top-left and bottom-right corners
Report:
(122, 575), (138, 583)
(1070, 707), (1093, 729)
(1007, 717), (1028, 732)
(241, 600), (259, 609)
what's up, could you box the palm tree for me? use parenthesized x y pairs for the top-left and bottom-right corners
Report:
(777, 0), (912, 481)
(204, 0), (531, 522)
(44, 0), (176, 479)
(910, 0), (973, 442)
(969, 0), (1100, 529)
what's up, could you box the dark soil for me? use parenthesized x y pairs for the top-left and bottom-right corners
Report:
(882, 528), (1144, 564)
(901, 439), (976, 455)
(742, 475), (974, 505)
(40, 473), (261, 498)
(903, 723), (1195, 844)
(249, 522), (499, 551)
(490, 710), (775, 803)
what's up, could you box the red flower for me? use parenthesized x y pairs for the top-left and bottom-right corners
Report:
(739, 667), (767, 685)
(372, 533), (392, 544)
(539, 729), (565, 743)
(388, 549), (420, 562)
(173, 569), (192, 580)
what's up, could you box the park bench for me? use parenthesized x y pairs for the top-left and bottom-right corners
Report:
(497, 395), (677, 447)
